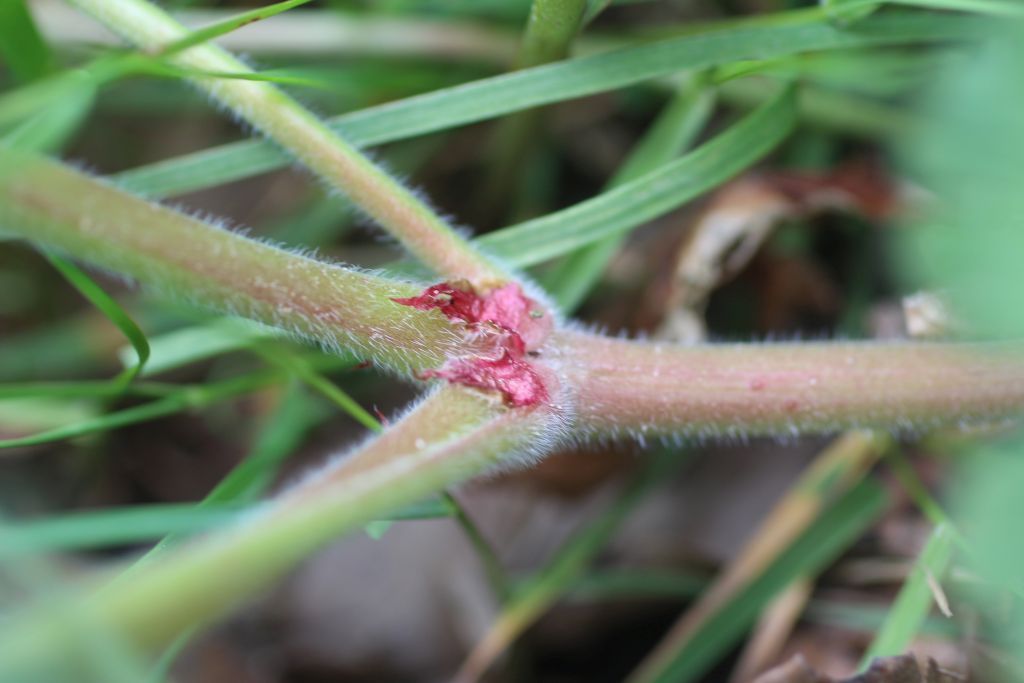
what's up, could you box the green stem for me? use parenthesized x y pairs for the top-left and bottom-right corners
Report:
(0, 387), (550, 681)
(66, 0), (504, 283)
(520, 0), (589, 68)
(0, 150), (471, 375)
(562, 332), (1024, 438)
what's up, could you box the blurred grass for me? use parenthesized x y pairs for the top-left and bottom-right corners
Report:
(456, 448), (691, 682)
(627, 432), (888, 683)
(631, 479), (887, 683)
(899, 12), (1024, 657)
(860, 523), (956, 665)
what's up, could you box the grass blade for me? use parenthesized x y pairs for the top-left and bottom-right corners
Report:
(455, 448), (688, 682)
(629, 478), (887, 683)
(541, 78), (716, 310)
(111, 11), (972, 198)
(46, 254), (150, 387)
(157, 0), (315, 56)
(859, 523), (957, 666)
(120, 319), (280, 377)
(0, 0), (53, 83)
(478, 85), (796, 267)
(194, 383), (328, 509)
(0, 505), (246, 559)
(0, 370), (281, 450)
(627, 431), (888, 683)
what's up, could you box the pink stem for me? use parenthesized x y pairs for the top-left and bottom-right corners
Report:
(558, 331), (1024, 438)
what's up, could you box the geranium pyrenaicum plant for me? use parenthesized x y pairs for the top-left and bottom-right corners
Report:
(0, 0), (1022, 678)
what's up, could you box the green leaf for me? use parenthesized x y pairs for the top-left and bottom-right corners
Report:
(478, 85), (796, 267)
(112, 11), (973, 198)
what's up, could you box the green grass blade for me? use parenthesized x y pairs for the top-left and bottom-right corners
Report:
(0, 382), (177, 400)
(0, 370), (281, 450)
(121, 319), (279, 377)
(568, 569), (709, 601)
(562, 572), (961, 640)
(0, 56), (128, 134)
(893, 0), (1024, 14)
(2, 83), (96, 153)
(457, 449), (688, 680)
(111, 11), (973, 198)
(0, 491), (451, 559)
(198, 383), (329, 508)
(631, 478), (886, 683)
(46, 254), (150, 387)
(258, 349), (382, 433)
(0, 0), (95, 155)
(719, 76), (914, 139)
(541, 78), (716, 310)
(0, 0), (53, 83)
(859, 523), (957, 666)
(0, 505), (246, 559)
(845, 0), (1024, 16)
(158, 0), (316, 56)
(478, 85), (795, 268)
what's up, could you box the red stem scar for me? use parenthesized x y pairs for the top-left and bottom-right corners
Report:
(392, 282), (551, 407)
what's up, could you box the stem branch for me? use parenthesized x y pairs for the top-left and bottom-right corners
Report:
(0, 150), (466, 374)
(67, 0), (504, 283)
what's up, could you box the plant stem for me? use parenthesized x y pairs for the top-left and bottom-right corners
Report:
(66, 0), (505, 284)
(0, 150), (469, 375)
(0, 387), (554, 681)
(561, 332), (1024, 438)
(520, 0), (590, 68)
(479, 0), (588, 220)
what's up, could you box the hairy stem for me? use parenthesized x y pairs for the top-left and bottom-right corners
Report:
(67, 0), (505, 283)
(0, 387), (561, 681)
(0, 150), (467, 374)
(561, 332), (1024, 438)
